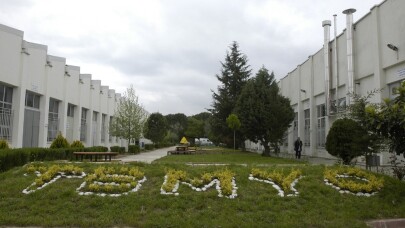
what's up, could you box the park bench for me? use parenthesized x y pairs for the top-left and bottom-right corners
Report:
(73, 152), (119, 162)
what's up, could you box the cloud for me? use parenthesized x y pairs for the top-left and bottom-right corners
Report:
(0, 0), (383, 115)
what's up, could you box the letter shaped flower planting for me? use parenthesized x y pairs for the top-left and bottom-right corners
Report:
(323, 166), (384, 196)
(76, 166), (146, 197)
(160, 169), (238, 199)
(248, 168), (303, 197)
(23, 164), (86, 194)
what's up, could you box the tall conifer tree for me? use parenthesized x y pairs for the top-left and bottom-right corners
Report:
(236, 67), (294, 156)
(210, 41), (251, 147)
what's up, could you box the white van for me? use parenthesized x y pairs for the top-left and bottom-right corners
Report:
(195, 138), (213, 146)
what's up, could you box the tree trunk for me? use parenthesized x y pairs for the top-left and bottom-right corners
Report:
(262, 141), (271, 157)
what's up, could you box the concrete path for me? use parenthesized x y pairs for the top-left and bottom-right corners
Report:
(118, 146), (175, 163)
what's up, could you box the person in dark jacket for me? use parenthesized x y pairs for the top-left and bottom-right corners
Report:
(294, 137), (303, 159)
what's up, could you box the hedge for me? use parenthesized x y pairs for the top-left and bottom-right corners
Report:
(110, 146), (126, 153)
(0, 146), (108, 172)
(128, 145), (140, 154)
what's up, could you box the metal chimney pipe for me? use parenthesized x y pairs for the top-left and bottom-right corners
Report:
(343, 8), (356, 106)
(322, 20), (332, 116)
(333, 14), (338, 111)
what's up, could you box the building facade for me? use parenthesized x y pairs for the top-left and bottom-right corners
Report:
(246, 0), (405, 164)
(0, 23), (128, 148)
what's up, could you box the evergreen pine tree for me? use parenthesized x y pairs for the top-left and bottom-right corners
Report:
(236, 66), (294, 156)
(210, 41), (251, 147)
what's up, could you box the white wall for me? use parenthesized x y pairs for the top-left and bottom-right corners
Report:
(0, 23), (125, 149)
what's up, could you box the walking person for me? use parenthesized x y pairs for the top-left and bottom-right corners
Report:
(294, 137), (303, 159)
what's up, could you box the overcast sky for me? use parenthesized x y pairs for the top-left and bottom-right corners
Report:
(0, 0), (383, 116)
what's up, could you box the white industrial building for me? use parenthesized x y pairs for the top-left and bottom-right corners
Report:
(0, 23), (129, 148)
(246, 0), (405, 164)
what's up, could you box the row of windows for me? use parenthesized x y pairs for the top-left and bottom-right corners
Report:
(0, 84), (13, 141)
(0, 84), (121, 144)
(285, 104), (327, 148)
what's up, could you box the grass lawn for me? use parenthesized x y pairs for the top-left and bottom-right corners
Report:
(0, 148), (404, 227)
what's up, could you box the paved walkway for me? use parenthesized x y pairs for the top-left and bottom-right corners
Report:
(118, 146), (175, 163)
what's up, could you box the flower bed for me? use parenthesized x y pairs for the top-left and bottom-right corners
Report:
(323, 166), (384, 196)
(23, 164), (146, 197)
(23, 164), (86, 194)
(249, 168), (302, 197)
(77, 166), (146, 197)
(160, 169), (238, 199)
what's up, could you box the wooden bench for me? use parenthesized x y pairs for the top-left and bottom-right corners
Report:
(73, 152), (119, 162)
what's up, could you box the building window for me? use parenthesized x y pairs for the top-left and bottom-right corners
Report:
(25, 91), (40, 109)
(47, 98), (59, 142)
(0, 84), (13, 141)
(101, 114), (106, 142)
(304, 109), (310, 146)
(293, 112), (298, 141)
(389, 80), (404, 99)
(317, 104), (326, 148)
(331, 97), (347, 114)
(67, 104), (75, 117)
(80, 108), (87, 141)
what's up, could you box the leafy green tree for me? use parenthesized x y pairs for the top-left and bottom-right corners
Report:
(326, 118), (369, 165)
(109, 85), (148, 149)
(184, 117), (204, 143)
(346, 90), (384, 156)
(145, 112), (168, 145)
(364, 81), (405, 157)
(210, 41), (251, 147)
(165, 113), (188, 142)
(192, 112), (212, 138)
(236, 67), (294, 156)
(226, 114), (241, 151)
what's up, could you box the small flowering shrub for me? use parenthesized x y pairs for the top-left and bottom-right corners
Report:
(70, 140), (84, 148)
(50, 133), (70, 148)
(324, 166), (384, 194)
(0, 139), (9, 149)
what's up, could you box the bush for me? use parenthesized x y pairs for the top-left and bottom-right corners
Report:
(71, 140), (84, 148)
(326, 118), (369, 165)
(83, 146), (108, 152)
(50, 133), (70, 149)
(0, 140), (9, 149)
(128, 145), (140, 154)
(110, 146), (126, 153)
(144, 144), (154, 150)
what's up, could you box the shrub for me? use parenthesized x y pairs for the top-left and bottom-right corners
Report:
(326, 118), (369, 165)
(0, 140), (9, 150)
(50, 133), (70, 149)
(128, 145), (140, 154)
(84, 146), (108, 152)
(0, 140), (9, 149)
(144, 144), (154, 150)
(110, 146), (126, 153)
(71, 140), (84, 148)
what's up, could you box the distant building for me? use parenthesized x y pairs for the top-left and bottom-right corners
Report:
(246, 0), (405, 164)
(0, 23), (128, 148)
